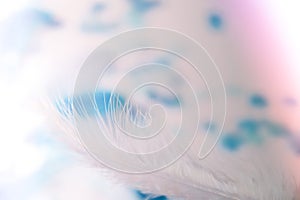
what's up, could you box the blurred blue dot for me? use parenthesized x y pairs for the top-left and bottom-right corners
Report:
(238, 119), (264, 144)
(249, 94), (268, 108)
(221, 134), (243, 151)
(147, 90), (179, 107)
(130, 0), (160, 13)
(203, 121), (217, 133)
(238, 119), (260, 135)
(32, 9), (61, 27)
(209, 13), (222, 29)
(92, 2), (105, 13)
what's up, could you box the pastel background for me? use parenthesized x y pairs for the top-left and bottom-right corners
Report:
(0, 0), (300, 199)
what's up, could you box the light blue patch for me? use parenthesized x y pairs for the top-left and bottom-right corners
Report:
(91, 2), (105, 13)
(95, 91), (124, 115)
(238, 119), (260, 134)
(55, 97), (73, 117)
(73, 93), (98, 116)
(128, 0), (160, 26)
(130, 11), (143, 26)
(226, 85), (244, 96)
(238, 119), (263, 144)
(155, 57), (171, 66)
(29, 130), (59, 147)
(221, 133), (244, 151)
(30, 148), (73, 189)
(160, 96), (179, 107)
(249, 94), (268, 108)
(57, 91), (125, 118)
(31, 9), (61, 27)
(203, 121), (216, 133)
(0, 8), (60, 54)
(260, 120), (289, 137)
(148, 90), (158, 100)
(81, 3), (117, 33)
(147, 90), (179, 107)
(129, 0), (160, 13)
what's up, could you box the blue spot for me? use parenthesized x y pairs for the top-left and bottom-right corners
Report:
(32, 9), (61, 27)
(221, 134), (243, 151)
(148, 90), (158, 100)
(261, 120), (289, 137)
(249, 94), (268, 108)
(128, 0), (160, 25)
(155, 57), (171, 66)
(134, 190), (168, 200)
(209, 13), (222, 29)
(91, 2), (105, 13)
(238, 119), (263, 144)
(129, 0), (160, 13)
(160, 96), (179, 107)
(238, 119), (259, 133)
(147, 90), (179, 107)
(203, 121), (216, 133)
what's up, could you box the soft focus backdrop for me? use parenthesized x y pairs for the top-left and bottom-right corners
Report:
(0, 0), (299, 200)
